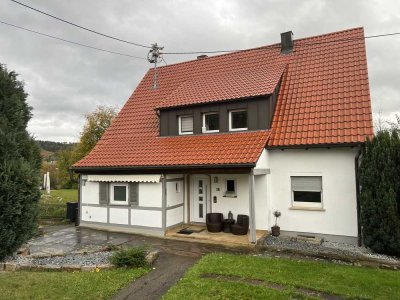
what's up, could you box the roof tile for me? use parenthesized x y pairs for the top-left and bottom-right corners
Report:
(74, 27), (373, 168)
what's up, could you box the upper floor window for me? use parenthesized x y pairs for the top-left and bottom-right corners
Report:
(229, 109), (247, 131)
(202, 112), (219, 133)
(178, 115), (193, 135)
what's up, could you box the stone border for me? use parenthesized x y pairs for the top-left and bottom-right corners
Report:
(0, 250), (159, 272)
(257, 245), (400, 271)
(0, 262), (114, 272)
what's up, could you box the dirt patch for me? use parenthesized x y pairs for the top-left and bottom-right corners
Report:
(201, 273), (344, 300)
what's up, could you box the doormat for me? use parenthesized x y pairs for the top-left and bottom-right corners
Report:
(186, 226), (205, 233)
(177, 229), (194, 235)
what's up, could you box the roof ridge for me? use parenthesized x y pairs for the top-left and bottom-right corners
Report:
(152, 27), (364, 71)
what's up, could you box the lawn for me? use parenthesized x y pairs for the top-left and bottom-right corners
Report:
(40, 189), (78, 204)
(39, 189), (78, 219)
(164, 253), (400, 300)
(0, 268), (148, 300)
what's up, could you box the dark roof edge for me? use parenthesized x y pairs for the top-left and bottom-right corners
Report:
(266, 142), (365, 150)
(71, 163), (256, 173)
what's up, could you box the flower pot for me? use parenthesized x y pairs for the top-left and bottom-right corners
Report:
(271, 225), (280, 237)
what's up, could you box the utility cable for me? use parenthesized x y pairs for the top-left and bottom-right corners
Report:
(10, 0), (151, 49)
(0, 20), (147, 60)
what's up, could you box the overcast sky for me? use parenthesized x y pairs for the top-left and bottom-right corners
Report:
(1, 0), (399, 142)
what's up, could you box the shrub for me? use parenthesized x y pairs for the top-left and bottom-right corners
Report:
(0, 64), (41, 260)
(111, 247), (148, 268)
(359, 130), (400, 256)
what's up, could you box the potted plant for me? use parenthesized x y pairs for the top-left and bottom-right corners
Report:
(271, 210), (281, 237)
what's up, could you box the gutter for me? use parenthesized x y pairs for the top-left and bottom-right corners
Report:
(355, 145), (362, 246)
(71, 163), (256, 173)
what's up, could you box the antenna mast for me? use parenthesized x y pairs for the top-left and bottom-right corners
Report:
(147, 43), (164, 89)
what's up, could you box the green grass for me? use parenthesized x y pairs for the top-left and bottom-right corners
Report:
(39, 189), (78, 219)
(0, 268), (148, 300)
(164, 253), (400, 300)
(40, 189), (78, 204)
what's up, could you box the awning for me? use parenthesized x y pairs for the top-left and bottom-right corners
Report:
(86, 174), (161, 183)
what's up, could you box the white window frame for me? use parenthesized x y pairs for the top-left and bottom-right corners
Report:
(178, 115), (193, 135)
(110, 183), (129, 205)
(291, 176), (323, 209)
(229, 109), (248, 131)
(202, 112), (220, 133)
(223, 179), (237, 198)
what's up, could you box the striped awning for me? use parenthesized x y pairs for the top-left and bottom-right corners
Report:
(86, 174), (161, 183)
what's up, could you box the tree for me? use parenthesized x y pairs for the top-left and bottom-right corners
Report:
(359, 130), (400, 256)
(0, 64), (41, 259)
(57, 106), (117, 188)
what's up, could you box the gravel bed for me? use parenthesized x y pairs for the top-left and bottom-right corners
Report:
(263, 236), (400, 264)
(4, 251), (113, 266)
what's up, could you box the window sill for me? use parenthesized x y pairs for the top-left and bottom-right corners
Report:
(179, 132), (193, 135)
(289, 206), (325, 212)
(229, 128), (248, 132)
(223, 194), (237, 198)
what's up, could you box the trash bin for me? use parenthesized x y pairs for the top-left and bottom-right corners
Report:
(66, 202), (78, 222)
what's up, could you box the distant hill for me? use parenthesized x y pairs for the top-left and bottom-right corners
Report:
(37, 140), (76, 153)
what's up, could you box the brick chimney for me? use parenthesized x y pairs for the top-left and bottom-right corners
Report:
(280, 31), (294, 54)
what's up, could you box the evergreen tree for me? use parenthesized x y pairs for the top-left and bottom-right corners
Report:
(359, 130), (400, 256)
(0, 64), (41, 259)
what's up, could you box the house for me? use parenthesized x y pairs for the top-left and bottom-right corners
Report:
(72, 28), (373, 245)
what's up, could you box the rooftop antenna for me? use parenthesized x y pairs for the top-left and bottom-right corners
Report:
(147, 43), (164, 89)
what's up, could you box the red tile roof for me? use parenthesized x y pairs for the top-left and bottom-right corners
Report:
(158, 64), (286, 109)
(74, 27), (373, 169)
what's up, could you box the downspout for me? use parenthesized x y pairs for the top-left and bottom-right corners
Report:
(355, 145), (362, 246)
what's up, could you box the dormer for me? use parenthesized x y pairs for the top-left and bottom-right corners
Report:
(157, 64), (285, 137)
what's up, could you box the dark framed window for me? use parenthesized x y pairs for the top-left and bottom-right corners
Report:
(229, 110), (247, 131)
(203, 112), (219, 132)
(291, 176), (322, 207)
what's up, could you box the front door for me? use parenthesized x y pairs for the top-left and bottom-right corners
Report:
(191, 175), (210, 223)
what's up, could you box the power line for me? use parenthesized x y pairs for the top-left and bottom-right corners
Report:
(163, 32), (400, 55)
(10, 0), (151, 49)
(0, 20), (147, 60)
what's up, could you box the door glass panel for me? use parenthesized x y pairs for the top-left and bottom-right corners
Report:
(199, 196), (203, 202)
(199, 180), (203, 188)
(199, 204), (203, 218)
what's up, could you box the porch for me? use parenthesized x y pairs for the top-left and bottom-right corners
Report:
(165, 224), (268, 247)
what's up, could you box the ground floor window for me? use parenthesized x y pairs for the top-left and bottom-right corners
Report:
(110, 183), (129, 205)
(224, 179), (237, 197)
(291, 176), (322, 208)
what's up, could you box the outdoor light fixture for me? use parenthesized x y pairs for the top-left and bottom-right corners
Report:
(214, 177), (218, 183)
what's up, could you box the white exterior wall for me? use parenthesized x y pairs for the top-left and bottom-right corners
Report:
(81, 206), (107, 223)
(138, 182), (162, 207)
(166, 180), (184, 207)
(268, 148), (358, 238)
(81, 181), (100, 204)
(209, 174), (249, 220)
(167, 206), (184, 227)
(130, 209), (162, 228)
(80, 176), (164, 232)
(109, 208), (129, 225)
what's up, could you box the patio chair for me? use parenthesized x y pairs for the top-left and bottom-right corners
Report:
(231, 214), (249, 235)
(206, 213), (223, 232)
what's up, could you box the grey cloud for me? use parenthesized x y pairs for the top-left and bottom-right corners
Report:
(0, 0), (399, 141)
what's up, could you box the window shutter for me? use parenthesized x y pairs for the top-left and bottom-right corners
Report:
(129, 183), (139, 206)
(291, 176), (322, 191)
(181, 116), (193, 132)
(99, 182), (109, 205)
